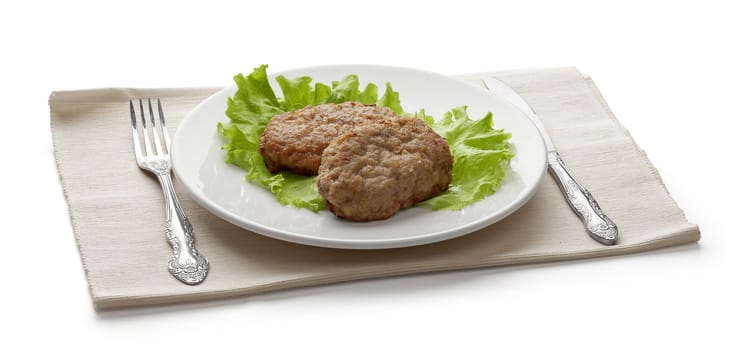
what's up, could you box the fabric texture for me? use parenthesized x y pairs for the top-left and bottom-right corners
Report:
(50, 68), (700, 310)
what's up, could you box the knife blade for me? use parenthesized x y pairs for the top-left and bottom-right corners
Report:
(482, 77), (618, 245)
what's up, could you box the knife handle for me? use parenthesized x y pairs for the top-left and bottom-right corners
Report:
(547, 151), (618, 245)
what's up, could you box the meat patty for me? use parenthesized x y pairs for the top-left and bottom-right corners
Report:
(317, 118), (453, 222)
(259, 102), (400, 176)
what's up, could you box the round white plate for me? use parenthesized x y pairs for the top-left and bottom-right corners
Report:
(171, 65), (546, 249)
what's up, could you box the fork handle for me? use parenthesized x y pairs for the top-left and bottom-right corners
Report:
(547, 151), (618, 245)
(156, 172), (209, 285)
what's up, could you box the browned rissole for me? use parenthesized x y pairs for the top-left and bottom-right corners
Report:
(316, 118), (453, 222)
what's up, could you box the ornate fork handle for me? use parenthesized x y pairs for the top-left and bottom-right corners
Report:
(155, 171), (209, 284)
(547, 152), (618, 245)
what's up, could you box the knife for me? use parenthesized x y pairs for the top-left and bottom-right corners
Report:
(482, 77), (618, 245)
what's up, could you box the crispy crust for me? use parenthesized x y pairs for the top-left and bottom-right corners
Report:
(316, 118), (453, 222)
(259, 102), (400, 176)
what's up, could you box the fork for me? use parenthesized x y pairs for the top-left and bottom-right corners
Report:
(129, 98), (209, 285)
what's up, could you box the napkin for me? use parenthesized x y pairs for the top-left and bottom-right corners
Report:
(50, 67), (700, 310)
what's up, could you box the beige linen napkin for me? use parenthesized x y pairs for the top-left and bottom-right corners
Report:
(50, 67), (700, 310)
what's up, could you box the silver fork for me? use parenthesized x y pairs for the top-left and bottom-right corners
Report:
(129, 98), (209, 285)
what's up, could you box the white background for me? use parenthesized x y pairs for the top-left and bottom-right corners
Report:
(2, 0), (748, 349)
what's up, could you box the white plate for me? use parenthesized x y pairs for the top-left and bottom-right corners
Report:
(171, 65), (547, 249)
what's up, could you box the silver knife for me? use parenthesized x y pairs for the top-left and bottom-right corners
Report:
(482, 77), (618, 245)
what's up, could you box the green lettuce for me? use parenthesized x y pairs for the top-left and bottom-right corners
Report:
(418, 107), (513, 209)
(218, 64), (513, 212)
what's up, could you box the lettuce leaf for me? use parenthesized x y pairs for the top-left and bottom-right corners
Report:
(418, 107), (513, 210)
(218, 64), (513, 212)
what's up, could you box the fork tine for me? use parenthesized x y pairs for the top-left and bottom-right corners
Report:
(147, 99), (165, 155)
(138, 99), (154, 157)
(157, 98), (172, 153)
(129, 100), (144, 159)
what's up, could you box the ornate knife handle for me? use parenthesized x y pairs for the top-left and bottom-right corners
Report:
(547, 152), (618, 245)
(156, 173), (209, 284)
